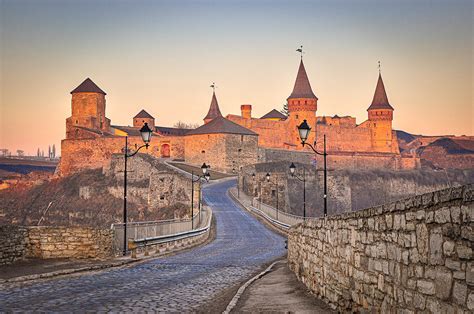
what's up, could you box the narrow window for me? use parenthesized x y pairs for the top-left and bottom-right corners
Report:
(271, 190), (276, 196)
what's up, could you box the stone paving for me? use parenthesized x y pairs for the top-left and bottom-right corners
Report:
(0, 179), (286, 312)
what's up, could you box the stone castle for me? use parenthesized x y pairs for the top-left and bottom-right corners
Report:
(57, 57), (418, 176)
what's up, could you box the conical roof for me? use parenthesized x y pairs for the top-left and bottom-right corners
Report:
(134, 109), (154, 119)
(70, 78), (106, 95)
(204, 91), (223, 121)
(287, 59), (317, 100)
(187, 116), (257, 136)
(368, 73), (394, 111)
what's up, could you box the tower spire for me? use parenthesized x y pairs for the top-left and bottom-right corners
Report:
(203, 83), (223, 124)
(287, 58), (317, 100)
(368, 66), (394, 111)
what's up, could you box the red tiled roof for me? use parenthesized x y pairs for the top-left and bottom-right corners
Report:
(368, 73), (394, 111)
(71, 78), (106, 95)
(187, 117), (257, 136)
(287, 59), (317, 100)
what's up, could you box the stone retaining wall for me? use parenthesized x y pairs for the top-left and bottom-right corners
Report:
(0, 226), (114, 265)
(0, 225), (29, 265)
(28, 227), (113, 259)
(288, 184), (473, 312)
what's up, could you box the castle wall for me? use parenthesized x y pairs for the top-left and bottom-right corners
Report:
(226, 115), (290, 148)
(184, 133), (258, 173)
(288, 185), (474, 312)
(316, 124), (374, 152)
(58, 135), (185, 176)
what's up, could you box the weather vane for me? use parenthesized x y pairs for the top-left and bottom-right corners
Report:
(296, 45), (304, 59)
(378, 61), (381, 74)
(210, 82), (216, 92)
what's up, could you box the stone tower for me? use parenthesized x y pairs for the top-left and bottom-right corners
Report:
(367, 72), (395, 152)
(66, 78), (110, 139)
(133, 109), (155, 129)
(287, 59), (318, 147)
(203, 90), (223, 124)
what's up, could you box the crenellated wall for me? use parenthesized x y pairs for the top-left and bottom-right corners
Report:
(288, 185), (474, 312)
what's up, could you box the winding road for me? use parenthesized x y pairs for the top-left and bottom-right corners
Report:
(0, 179), (286, 312)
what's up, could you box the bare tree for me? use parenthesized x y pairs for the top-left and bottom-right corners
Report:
(173, 121), (200, 129)
(0, 148), (8, 157)
(16, 150), (24, 157)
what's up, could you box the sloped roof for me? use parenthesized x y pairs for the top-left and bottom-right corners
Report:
(260, 109), (287, 120)
(134, 109), (154, 119)
(71, 78), (106, 95)
(187, 116), (257, 136)
(287, 59), (317, 100)
(368, 73), (394, 111)
(112, 125), (143, 137)
(156, 126), (190, 136)
(204, 92), (223, 121)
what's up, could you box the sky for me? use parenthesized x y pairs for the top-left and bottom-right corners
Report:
(0, 0), (472, 155)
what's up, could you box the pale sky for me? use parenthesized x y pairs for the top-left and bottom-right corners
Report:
(1, 0), (472, 155)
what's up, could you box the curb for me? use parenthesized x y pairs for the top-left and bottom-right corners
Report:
(0, 259), (138, 284)
(1, 218), (217, 285)
(223, 260), (284, 314)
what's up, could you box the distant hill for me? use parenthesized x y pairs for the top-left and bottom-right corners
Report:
(0, 158), (57, 176)
(420, 138), (474, 155)
(395, 130), (416, 143)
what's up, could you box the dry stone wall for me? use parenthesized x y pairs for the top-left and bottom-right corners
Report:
(0, 225), (29, 265)
(288, 184), (474, 312)
(0, 226), (113, 264)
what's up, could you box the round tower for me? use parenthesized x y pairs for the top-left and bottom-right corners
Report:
(367, 72), (395, 152)
(287, 59), (318, 147)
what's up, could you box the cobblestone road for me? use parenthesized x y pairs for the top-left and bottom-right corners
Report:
(0, 179), (286, 312)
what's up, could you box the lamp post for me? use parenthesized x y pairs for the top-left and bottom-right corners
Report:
(191, 163), (210, 230)
(232, 167), (240, 198)
(251, 173), (255, 206)
(266, 172), (279, 221)
(289, 162), (307, 219)
(122, 122), (153, 256)
(297, 119), (328, 217)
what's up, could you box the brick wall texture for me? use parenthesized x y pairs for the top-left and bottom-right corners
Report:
(288, 184), (474, 312)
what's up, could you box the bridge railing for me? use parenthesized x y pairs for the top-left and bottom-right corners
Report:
(111, 208), (211, 252)
(229, 188), (313, 229)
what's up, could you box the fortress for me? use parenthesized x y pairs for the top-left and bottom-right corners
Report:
(57, 57), (419, 176)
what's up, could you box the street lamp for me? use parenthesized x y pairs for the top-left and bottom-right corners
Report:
(232, 167), (241, 199)
(297, 119), (328, 217)
(266, 172), (279, 221)
(122, 122), (153, 256)
(191, 163), (210, 230)
(289, 162), (307, 219)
